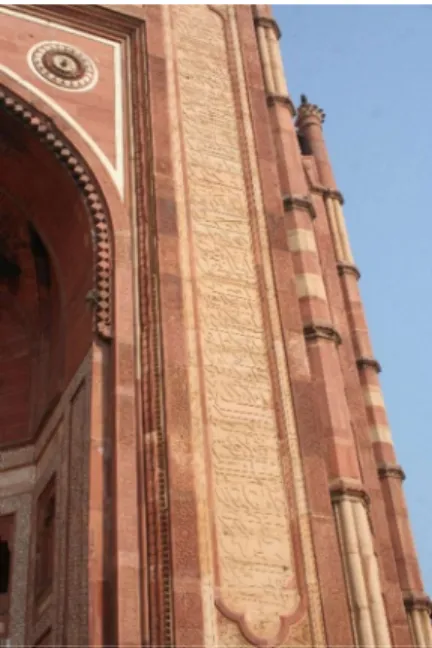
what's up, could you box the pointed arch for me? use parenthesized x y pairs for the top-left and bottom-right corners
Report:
(0, 83), (113, 340)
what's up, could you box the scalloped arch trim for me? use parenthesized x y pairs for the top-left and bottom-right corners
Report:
(0, 84), (113, 340)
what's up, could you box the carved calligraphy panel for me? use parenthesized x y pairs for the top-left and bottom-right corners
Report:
(175, 5), (301, 642)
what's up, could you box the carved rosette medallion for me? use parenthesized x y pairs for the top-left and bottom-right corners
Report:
(28, 42), (97, 92)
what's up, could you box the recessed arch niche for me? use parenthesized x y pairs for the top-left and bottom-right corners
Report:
(0, 82), (119, 647)
(0, 84), (113, 449)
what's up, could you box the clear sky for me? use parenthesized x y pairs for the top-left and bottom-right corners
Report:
(273, 4), (432, 594)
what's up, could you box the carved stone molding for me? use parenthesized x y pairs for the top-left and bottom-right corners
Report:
(329, 479), (370, 508)
(267, 93), (296, 117)
(377, 463), (406, 482)
(323, 187), (344, 204)
(283, 194), (317, 220)
(0, 85), (112, 341)
(404, 593), (432, 613)
(14, 4), (145, 40)
(307, 183), (326, 197)
(356, 356), (382, 374)
(0, 493), (32, 648)
(254, 15), (282, 40)
(308, 184), (342, 202)
(337, 262), (361, 280)
(296, 100), (326, 127)
(301, 169), (345, 205)
(303, 322), (342, 346)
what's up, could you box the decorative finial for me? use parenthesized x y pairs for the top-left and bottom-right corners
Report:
(296, 95), (326, 125)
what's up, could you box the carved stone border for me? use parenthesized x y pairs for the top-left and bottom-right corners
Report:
(303, 322), (342, 346)
(283, 193), (317, 220)
(309, 184), (345, 205)
(301, 162), (346, 206)
(377, 463), (406, 482)
(337, 261), (361, 280)
(404, 593), (432, 613)
(267, 93), (296, 117)
(356, 356), (382, 374)
(0, 493), (32, 648)
(323, 187), (344, 204)
(129, 18), (175, 646)
(253, 15), (281, 40)
(329, 479), (371, 508)
(213, 8), (312, 644)
(0, 85), (113, 341)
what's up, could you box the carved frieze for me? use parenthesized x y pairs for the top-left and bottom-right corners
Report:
(175, 7), (303, 643)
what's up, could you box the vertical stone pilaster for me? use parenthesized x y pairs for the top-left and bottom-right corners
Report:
(325, 194), (355, 265)
(297, 97), (432, 645)
(254, 10), (287, 98)
(405, 597), (432, 647)
(332, 485), (392, 647)
(253, 11), (394, 646)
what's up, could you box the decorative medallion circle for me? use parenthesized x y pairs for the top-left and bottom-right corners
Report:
(28, 41), (98, 92)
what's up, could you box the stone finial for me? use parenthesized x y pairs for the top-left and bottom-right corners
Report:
(296, 94), (326, 126)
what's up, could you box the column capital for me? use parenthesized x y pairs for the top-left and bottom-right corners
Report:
(329, 479), (370, 506)
(267, 93), (296, 116)
(377, 462), (406, 482)
(323, 187), (345, 204)
(337, 262), (361, 280)
(303, 322), (342, 346)
(404, 593), (432, 613)
(254, 15), (281, 40)
(283, 193), (316, 219)
(356, 356), (382, 374)
(307, 183), (345, 205)
(296, 95), (326, 128)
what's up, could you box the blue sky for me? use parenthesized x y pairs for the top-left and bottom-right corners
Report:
(273, 5), (432, 593)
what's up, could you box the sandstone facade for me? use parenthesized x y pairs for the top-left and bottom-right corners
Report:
(0, 5), (430, 647)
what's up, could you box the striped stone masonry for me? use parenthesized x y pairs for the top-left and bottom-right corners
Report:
(296, 93), (431, 644)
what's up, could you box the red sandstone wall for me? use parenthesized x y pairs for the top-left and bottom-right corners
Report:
(0, 5), (429, 648)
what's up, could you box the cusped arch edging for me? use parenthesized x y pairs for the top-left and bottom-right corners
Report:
(0, 84), (113, 341)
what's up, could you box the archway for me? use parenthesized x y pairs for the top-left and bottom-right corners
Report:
(0, 88), (105, 444)
(0, 84), (115, 647)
